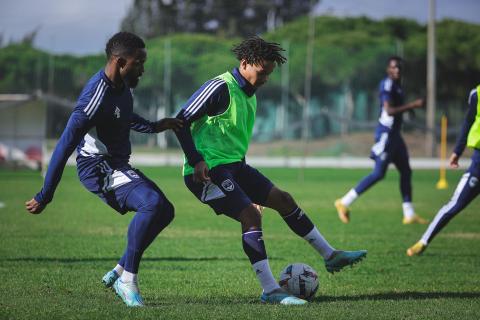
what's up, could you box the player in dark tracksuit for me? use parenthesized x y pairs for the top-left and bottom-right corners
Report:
(407, 85), (480, 256)
(335, 56), (428, 225)
(25, 32), (182, 307)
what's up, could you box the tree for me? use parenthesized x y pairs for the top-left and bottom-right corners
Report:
(120, 0), (316, 38)
(20, 27), (41, 46)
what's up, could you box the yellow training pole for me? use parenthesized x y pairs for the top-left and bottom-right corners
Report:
(436, 115), (448, 189)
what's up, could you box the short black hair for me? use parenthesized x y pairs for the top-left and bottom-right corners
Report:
(232, 36), (287, 66)
(105, 32), (145, 59)
(387, 55), (403, 66)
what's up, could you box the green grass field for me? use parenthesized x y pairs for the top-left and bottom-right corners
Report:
(1, 166), (479, 319)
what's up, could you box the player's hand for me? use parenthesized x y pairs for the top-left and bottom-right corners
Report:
(154, 118), (183, 133)
(449, 152), (460, 168)
(25, 198), (45, 214)
(410, 98), (425, 109)
(193, 161), (210, 183)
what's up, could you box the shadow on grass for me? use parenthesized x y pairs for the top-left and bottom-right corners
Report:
(315, 291), (480, 302)
(4, 255), (287, 264)
(133, 291), (480, 307)
(146, 297), (260, 307)
(3, 256), (247, 263)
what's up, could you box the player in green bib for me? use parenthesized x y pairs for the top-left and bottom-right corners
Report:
(175, 37), (367, 305)
(407, 85), (480, 256)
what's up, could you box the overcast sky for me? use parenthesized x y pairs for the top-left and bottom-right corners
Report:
(315, 0), (480, 24)
(0, 0), (132, 55)
(1, 0), (479, 55)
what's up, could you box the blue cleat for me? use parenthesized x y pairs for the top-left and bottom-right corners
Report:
(325, 249), (367, 273)
(102, 270), (120, 288)
(260, 288), (307, 305)
(113, 279), (145, 307)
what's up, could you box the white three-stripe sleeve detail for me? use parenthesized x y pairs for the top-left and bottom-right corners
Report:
(184, 79), (225, 118)
(86, 81), (107, 118)
(184, 79), (223, 115)
(468, 88), (476, 105)
(185, 80), (225, 119)
(83, 80), (103, 114)
(88, 84), (108, 119)
(84, 80), (106, 114)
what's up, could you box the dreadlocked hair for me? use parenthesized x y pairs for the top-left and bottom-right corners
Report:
(231, 36), (287, 66)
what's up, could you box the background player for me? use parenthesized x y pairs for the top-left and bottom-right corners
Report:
(25, 32), (182, 307)
(174, 36), (367, 305)
(335, 56), (428, 225)
(407, 84), (480, 256)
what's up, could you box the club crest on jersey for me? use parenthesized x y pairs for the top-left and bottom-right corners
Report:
(221, 179), (234, 192)
(114, 106), (121, 119)
(127, 170), (139, 179)
(469, 176), (478, 188)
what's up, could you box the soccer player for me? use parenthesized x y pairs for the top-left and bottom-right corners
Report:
(407, 85), (480, 256)
(25, 32), (183, 307)
(335, 56), (428, 225)
(174, 36), (367, 305)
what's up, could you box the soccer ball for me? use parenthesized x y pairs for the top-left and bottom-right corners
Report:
(279, 263), (319, 300)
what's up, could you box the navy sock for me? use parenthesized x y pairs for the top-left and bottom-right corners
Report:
(242, 228), (267, 264)
(283, 207), (314, 237)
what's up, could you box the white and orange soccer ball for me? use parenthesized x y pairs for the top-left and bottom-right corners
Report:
(279, 263), (319, 300)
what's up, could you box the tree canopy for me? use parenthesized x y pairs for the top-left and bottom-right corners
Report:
(121, 0), (314, 38)
(1, 16), (479, 113)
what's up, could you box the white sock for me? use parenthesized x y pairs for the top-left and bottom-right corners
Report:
(120, 270), (138, 284)
(402, 202), (415, 218)
(303, 226), (335, 259)
(252, 259), (280, 294)
(341, 189), (358, 207)
(114, 264), (124, 275)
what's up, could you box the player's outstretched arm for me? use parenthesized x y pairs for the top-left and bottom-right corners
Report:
(154, 118), (183, 133)
(25, 198), (45, 214)
(384, 98), (424, 116)
(27, 110), (93, 213)
(130, 113), (183, 133)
